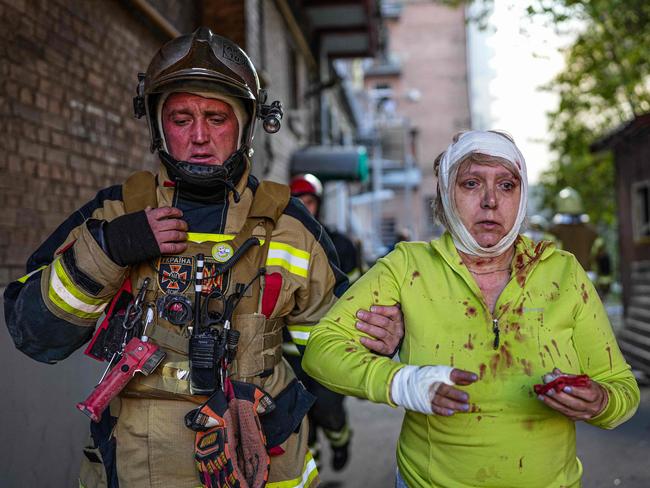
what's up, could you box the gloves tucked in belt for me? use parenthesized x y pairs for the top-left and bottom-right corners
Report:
(185, 379), (275, 488)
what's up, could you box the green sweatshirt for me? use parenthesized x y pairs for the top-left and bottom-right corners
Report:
(303, 233), (639, 488)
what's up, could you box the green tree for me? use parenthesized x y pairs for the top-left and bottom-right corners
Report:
(533, 0), (650, 227)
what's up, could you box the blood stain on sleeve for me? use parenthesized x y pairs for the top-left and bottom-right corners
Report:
(564, 354), (573, 367)
(539, 352), (546, 368)
(345, 296), (355, 301)
(479, 363), (487, 380)
(519, 457), (524, 471)
(409, 270), (420, 286)
(465, 305), (477, 318)
(345, 347), (358, 353)
(450, 353), (454, 366)
(606, 345), (612, 370)
(580, 283), (589, 303)
(463, 334), (474, 350)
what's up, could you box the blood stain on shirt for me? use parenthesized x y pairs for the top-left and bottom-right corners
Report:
(551, 339), (561, 357)
(520, 358), (533, 376)
(544, 344), (553, 359)
(464, 334), (474, 350)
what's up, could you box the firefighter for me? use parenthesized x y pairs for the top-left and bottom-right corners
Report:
(549, 187), (598, 270)
(287, 173), (358, 472)
(4, 28), (404, 488)
(523, 214), (557, 244)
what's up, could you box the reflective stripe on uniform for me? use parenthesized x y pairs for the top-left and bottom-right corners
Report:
(324, 423), (351, 447)
(17, 265), (47, 283)
(187, 233), (235, 243)
(187, 233), (268, 245)
(282, 341), (300, 357)
(347, 268), (361, 283)
(48, 258), (107, 319)
(267, 450), (319, 488)
(266, 242), (310, 278)
(286, 325), (311, 346)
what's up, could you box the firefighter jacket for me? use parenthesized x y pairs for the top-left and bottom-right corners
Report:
(303, 233), (639, 488)
(4, 160), (347, 488)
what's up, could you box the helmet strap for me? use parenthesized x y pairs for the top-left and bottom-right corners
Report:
(158, 149), (247, 204)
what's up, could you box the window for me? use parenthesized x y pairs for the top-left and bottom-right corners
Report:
(632, 180), (650, 242)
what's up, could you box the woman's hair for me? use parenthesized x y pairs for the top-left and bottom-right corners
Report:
(432, 130), (517, 230)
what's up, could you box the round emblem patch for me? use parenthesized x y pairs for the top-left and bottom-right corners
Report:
(212, 242), (234, 263)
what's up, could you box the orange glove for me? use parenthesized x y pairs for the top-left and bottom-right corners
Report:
(186, 379), (275, 488)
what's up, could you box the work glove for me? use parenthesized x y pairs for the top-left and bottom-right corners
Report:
(185, 379), (275, 488)
(87, 212), (160, 266)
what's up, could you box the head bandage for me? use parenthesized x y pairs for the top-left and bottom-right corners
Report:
(438, 130), (528, 257)
(157, 91), (250, 153)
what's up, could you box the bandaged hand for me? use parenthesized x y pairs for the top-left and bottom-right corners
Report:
(390, 365), (478, 415)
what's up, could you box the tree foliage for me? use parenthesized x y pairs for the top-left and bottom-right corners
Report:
(532, 0), (650, 227)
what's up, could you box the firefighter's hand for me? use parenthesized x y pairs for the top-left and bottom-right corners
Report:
(145, 206), (188, 255)
(355, 304), (404, 356)
(537, 368), (609, 421)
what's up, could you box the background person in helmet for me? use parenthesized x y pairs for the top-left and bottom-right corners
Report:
(3, 27), (404, 488)
(549, 187), (599, 270)
(286, 173), (380, 472)
(522, 214), (558, 244)
(290, 174), (363, 283)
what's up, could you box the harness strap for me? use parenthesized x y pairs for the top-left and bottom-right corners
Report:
(123, 171), (157, 213)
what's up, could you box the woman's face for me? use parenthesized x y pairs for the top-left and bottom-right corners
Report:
(454, 161), (521, 248)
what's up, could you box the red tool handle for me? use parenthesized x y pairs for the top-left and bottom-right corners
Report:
(77, 338), (162, 422)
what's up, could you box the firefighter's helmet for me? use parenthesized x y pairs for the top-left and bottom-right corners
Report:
(134, 27), (283, 153)
(556, 187), (584, 215)
(289, 174), (323, 199)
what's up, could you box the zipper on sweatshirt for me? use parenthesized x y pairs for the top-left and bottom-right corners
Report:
(492, 318), (500, 350)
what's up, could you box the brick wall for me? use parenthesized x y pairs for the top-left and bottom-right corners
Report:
(0, 0), (191, 286)
(0, 0), (321, 286)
